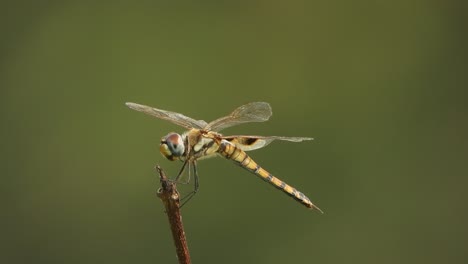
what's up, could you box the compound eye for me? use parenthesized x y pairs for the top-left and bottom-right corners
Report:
(163, 133), (185, 157)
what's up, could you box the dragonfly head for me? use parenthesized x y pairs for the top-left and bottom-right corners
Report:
(160, 132), (185, 161)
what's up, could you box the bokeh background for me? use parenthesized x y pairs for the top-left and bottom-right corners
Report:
(2, 1), (467, 263)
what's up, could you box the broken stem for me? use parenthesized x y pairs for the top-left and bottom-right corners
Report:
(156, 165), (191, 264)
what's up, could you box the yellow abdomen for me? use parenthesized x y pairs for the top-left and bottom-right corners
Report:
(217, 141), (322, 212)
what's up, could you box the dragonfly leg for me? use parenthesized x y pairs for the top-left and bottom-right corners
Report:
(180, 160), (200, 208)
(175, 140), (192, 184)
(175, 159), (191, 185)
(193, 161), (199, 193)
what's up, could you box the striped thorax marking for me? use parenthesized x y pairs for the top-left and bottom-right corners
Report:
(185, 129), (221, 159)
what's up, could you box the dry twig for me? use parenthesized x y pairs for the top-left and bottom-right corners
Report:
(156, 165), (191, 264)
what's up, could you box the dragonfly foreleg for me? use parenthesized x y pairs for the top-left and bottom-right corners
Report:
(180, 160), (200, 208)
(175, 159), (191, 184)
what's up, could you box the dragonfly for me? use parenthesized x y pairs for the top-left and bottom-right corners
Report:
(126, 101), (322, 212)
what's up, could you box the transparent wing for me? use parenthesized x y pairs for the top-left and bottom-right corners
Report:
(222, 135), (313, 151)
(126, 102), (207, 129)
(205, 102), (272, 132)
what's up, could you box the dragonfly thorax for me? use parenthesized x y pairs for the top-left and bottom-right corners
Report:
(160, 132), (186, 161)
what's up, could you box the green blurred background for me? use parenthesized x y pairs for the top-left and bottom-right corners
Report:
(2, 1), (467, 263)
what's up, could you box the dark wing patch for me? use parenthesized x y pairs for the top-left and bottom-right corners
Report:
(222, 135), (313, 151)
